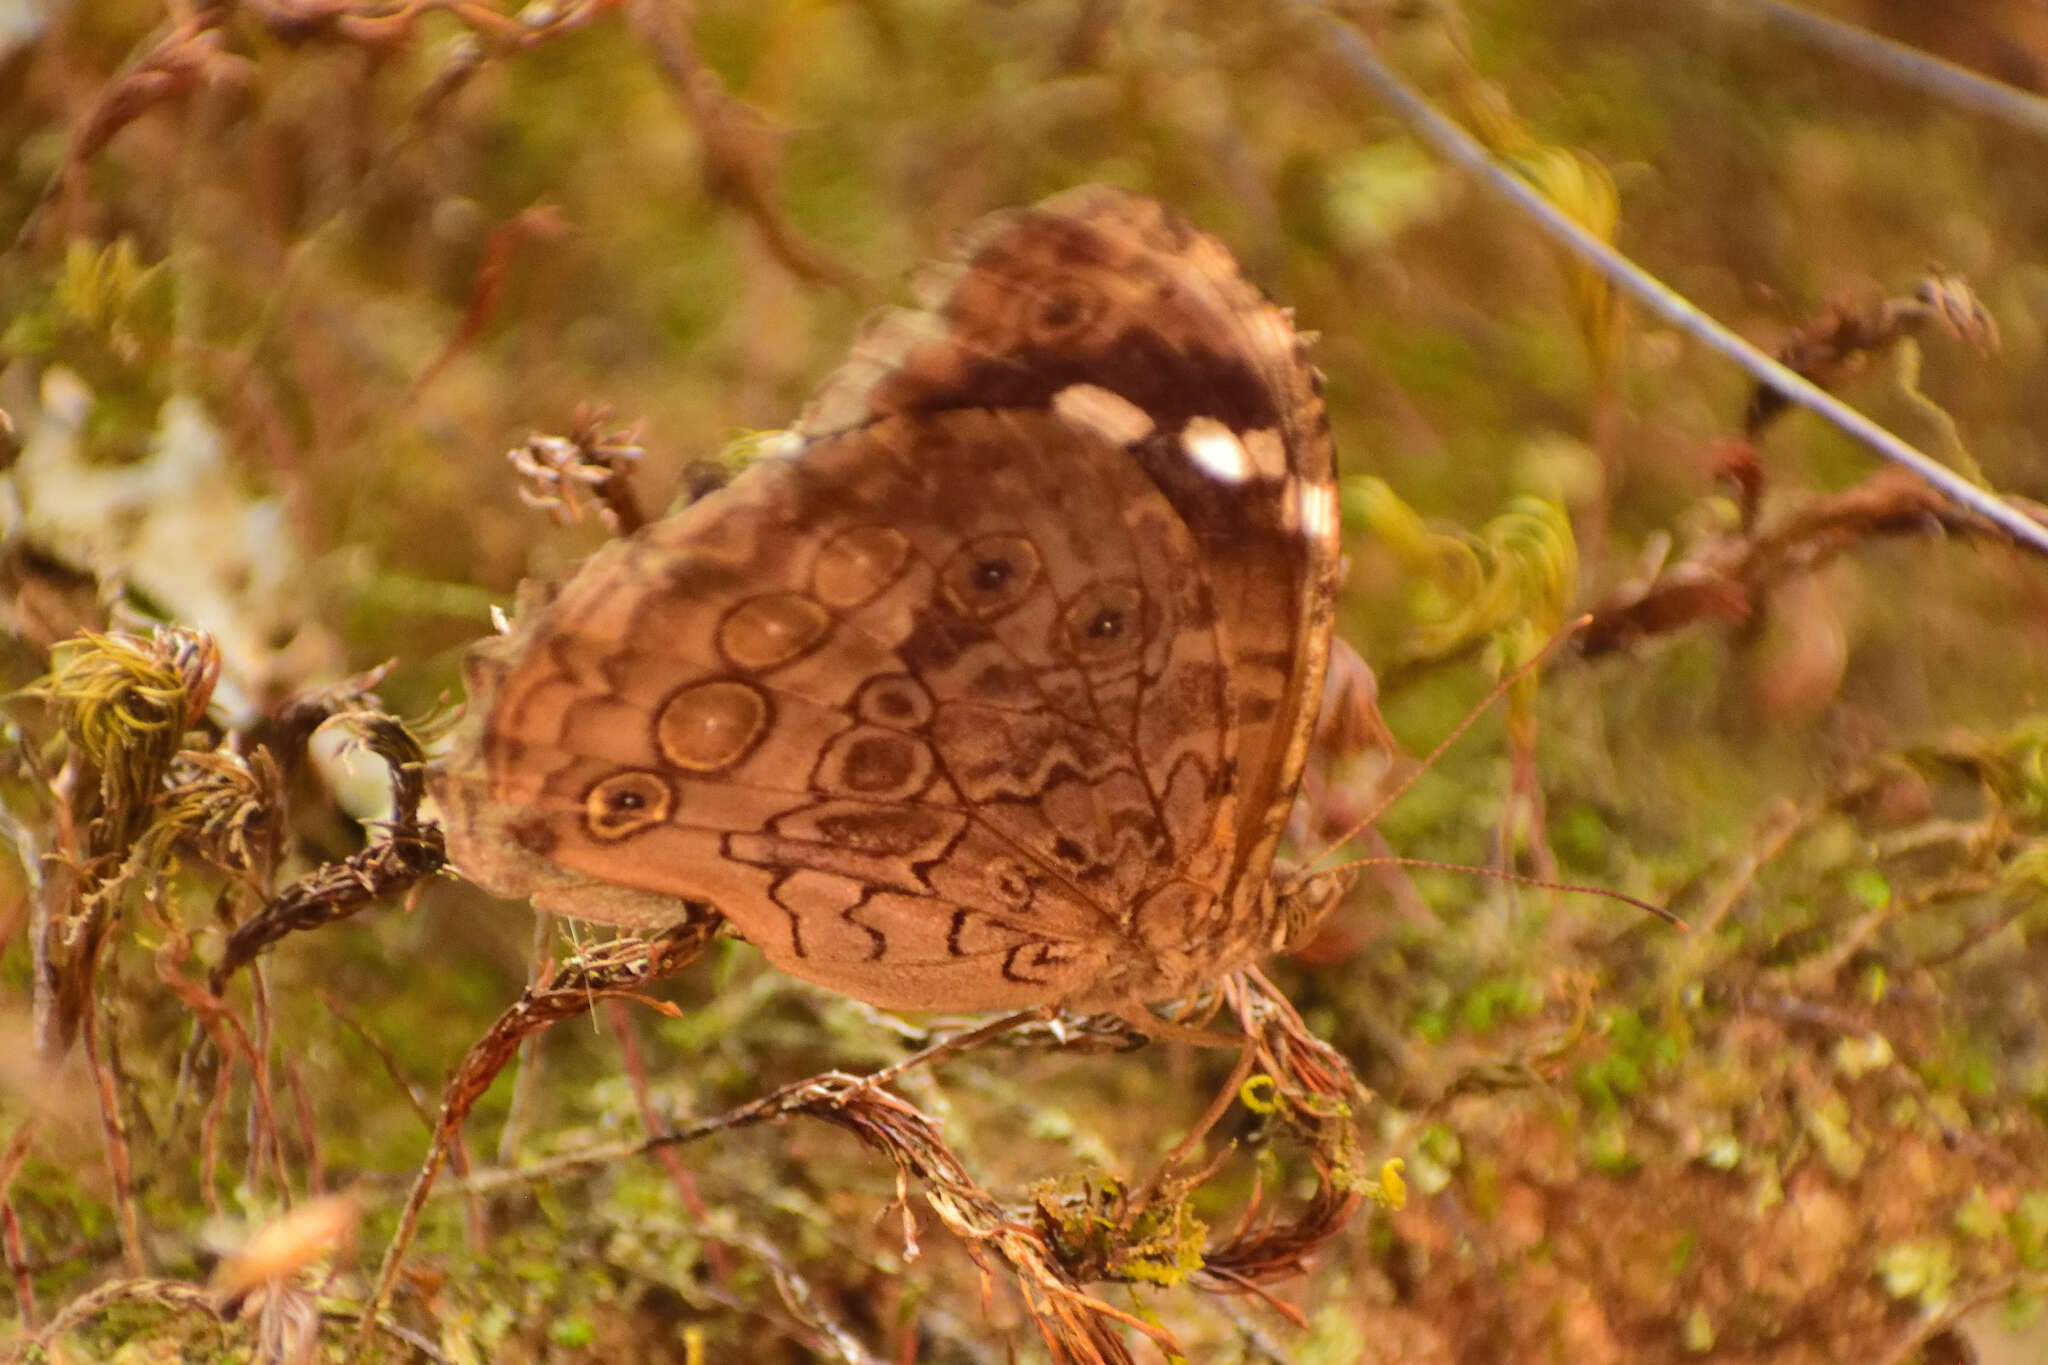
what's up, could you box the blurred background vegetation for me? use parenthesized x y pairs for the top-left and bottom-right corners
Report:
(4, 1), (2048, 1361)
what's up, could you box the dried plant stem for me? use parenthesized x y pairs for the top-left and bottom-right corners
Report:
(79, 959), (144, 1276)
(318, 989), (488, 1249)
(211, 805), (444, 987)
(493, 914), (553, 1167)
(316, 992), (436, 1131)
(198, 1054), (233, 1220)
(246, 963), (287, 1206)
(413, 204), (571, 395)
(623, 0), (866, 295)
(353, 917), (721, 1357)
(1914, 894), (2038, 970)
(0, 1119), (38, 1210)
(155, 945), (293, 1212)
(1582, 470), (2045, 655)
(388, 1014), (1177, 1363)
(279, 1051), (325, 1197)
(4, 1278), (220, 1365)
(420, 1011), (1047, 1202)
(3, 1200), (33, 1328)
(1157, 1043), (1259, 1173)
(604, 997), (735, 1285)
(1795, 870), (1998, 988)
(716, 1226), (891, 1365)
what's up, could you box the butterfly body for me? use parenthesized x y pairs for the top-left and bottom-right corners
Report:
(433, 187), (1345, 1013)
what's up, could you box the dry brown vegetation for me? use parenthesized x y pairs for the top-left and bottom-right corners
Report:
(5, 2), (2048, 1362)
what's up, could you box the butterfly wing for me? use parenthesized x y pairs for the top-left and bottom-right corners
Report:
(434, 188), (1337, 1010)
(801, 186), (1342, 945)
(436, 403), (1239, 1010)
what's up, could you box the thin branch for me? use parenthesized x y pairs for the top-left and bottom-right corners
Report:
(1295, 3), (2048, 559)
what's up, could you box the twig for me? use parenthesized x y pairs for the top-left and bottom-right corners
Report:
(1745, 276), (1999, 437)
(0, 1119), (39, 1210)
(413, 204), (573, 395)
(718, 1226), (892, 1365)
(279, 1050), (325, 1197)
(317, 1308), (454, 1365)
(386, 1011), (1175, 1363)
(246, 963), (288, 1205)
(316, 992), (436, 1132)
(1582, 469), (2044, 655)
(152, 933), (290, 1207)
(493, 915), (550, 1166)
(212, 717), (445, 988)
(1294, 3), (2048, 559)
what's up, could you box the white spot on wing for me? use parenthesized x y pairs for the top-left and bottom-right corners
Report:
(1181, 417), (1250, 484)
(1053, 384), (1154, 446)
(1242, 427), (1287, 479)
(1295, 481), (1338, 544)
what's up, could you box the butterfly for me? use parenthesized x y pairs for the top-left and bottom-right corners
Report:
(431, 186), (1349, 1016)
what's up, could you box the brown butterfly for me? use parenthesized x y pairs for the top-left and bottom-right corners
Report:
(431, 187), (1350, 1016)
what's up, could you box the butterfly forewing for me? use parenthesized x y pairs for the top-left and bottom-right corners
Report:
(799, 187), (1341, 954)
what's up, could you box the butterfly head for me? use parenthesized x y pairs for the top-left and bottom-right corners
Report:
(1266, 862), (1355, 954)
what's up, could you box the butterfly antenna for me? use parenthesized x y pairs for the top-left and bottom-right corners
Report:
(1314, 854), (1687, 930)
(1304, 614), (1593, 874)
